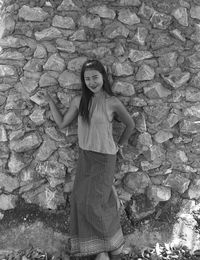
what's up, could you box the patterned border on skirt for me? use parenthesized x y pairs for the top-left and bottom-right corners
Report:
(70, 228), (124, 257)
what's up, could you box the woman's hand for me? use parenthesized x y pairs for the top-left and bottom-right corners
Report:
(117, 144), (125, 160)
(37, 89), (52, 104)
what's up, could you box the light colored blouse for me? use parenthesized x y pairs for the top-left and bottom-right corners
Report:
(78, 92), (118, 155)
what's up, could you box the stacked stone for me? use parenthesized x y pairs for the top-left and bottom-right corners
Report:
(0, 0), (200, 223)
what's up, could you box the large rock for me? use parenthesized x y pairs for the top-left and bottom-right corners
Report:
(78, 15), (102, 29)
(0, 14), (15, 38)
(0, 173), (19, 192)
(35, 27), (62, 41)
(188, 52), (200, 68)
(52, 15), (75, 29)
(172, 7), (188, 26)
(180, 119), (200, 134)
(162, 68), (190, 88)
(43, 54), (65, 72)
(118, 9), (140, 25)
(10, 133), (42, 152)
(104, 21), (129, 39)
(67, 57), (87, 72)
(0, 112), (22, 125)
(58, 71), (81, 89)
(123, 171), (151, 194)
(0, 125), (7, 142)
(147, 185), (171, 202)
(190, 5), (200, 20)
(129, 50), (153, 62)
(0, 194), (17, 210)
(57, 0), (80, 11)
(19, 5), (48, 21)
(56, 39), (76, 53)
(144, 82), (171, 99)
(36, 137), (57, 161)
(136, 64), (155, 81)
(150, 12), (172, 29)
(0, 65), (16, 77)
(112, 81), (135, 96)
(187, 179), (200, 199)
(154, 130), (173, 143)
(8, 152), (27, 174)
(88, 5), (116, 19)
(163, 173), (190, 194)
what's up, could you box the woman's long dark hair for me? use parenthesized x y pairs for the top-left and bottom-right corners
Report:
(79, 60), (114, 123)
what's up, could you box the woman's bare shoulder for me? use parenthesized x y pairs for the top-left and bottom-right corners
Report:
(72, 95), (81, 109)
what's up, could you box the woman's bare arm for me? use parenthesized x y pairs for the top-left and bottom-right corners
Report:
(112, 97), (135, 146)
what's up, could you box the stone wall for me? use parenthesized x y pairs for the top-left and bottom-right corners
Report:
(1, 0), (200, 240)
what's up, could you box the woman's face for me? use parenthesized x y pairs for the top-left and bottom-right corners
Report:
(84, 69), (104, 94)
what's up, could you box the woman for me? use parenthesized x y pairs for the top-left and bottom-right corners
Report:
(39, 60), (135, 260)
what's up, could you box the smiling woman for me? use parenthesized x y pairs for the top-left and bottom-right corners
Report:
(38, 59), (135, 260)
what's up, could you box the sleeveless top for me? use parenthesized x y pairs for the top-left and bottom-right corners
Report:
(78, 92), (118, 155)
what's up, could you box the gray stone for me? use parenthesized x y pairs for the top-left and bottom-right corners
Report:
(88, 5), (116, 19)
(39, 72), (58, 87)
(45, 127), (66, 142)
(0, 143), (9, 159)
(0, 65), (15, 77)
(52, 15), (75, 29)
(180, 120), (200, 134)
(188, 179), (200, 199)
(112, 61), (133, 76)
(158, 52), (178, 69)
(9, 129), (25, 141)
(129, 50), (153, 62)
(172, 7), (188, 26)
(34, 44), (47, 59)
(0, 125), (7, 142)
(43, 54), (65, 72)
(112, 81), (135, 96)
(123, 171), (151, 194)
(57, 92), (76, 107)
(143, 144), (165, 162)
(0, 36), (24, 48)
(150, 12), (172, 29)
(36, 137), (57, 161)
(137, 132), (152, 153)
(8, 152), (26, 174)
(58, 71), (81, 89)
(36, 160), (66, 188)
(147, 185), (171, 202)
(132, 27), (148, 46)
(144, 82), (171, 99)
(104, 21), (129, 39)
(19, 5), (48, 21)
(19, 179), (46, 194)
(30, 92), (48, 106)
(0, 94), (6, 106)
(162, 68), (190, 88)
(0, 173), (19, 192)
(164, 112), (181, 128)
(143, 103), (170, 123)
(67, 57), (87, 72)
(151, 33), (174, 50)
(118, 9), (140, 25)
(29, 108), (45, 125)
(163, 173), (190, 194)
(56, 39), (76, 53)
(87, 47), (112, 59)
(170, 29), (186, 42)
(0, 194), (17, 210)
(0, 84), (12, 92)
(20, 77), (38, 93)
(79, 15), (102, 29)
(192, 71), (200, 88)
(35, 27), (62, 41)
(119, 0), (141, 6)
(0, 14), (15, 38)
(191, 24), (200, 43)
(188, 52), (200, 68)
(138, 3), (155, 19)
(190, 5), (200, 20)
(10, 133), (42, 152)
(129, 194), (156, 220)
(5, 92), (25, 110)
(57, 0), (80, 11)
(130, 97), (147, 107)
(134, 112), (147, 132)
(58, 147), (78, 173)
(154, 130), (173, 143)
(69, 29), (86, 41)
(184, 104), (200, 118)
(136, 64), (155, 81)
(23, 59), (45, 72)
(0, 112), (22, 125)
(186, 88), (200, 102)
(0, 51), (25, 60)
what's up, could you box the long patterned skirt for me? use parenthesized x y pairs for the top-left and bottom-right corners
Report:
(69, 148), (124, 257)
